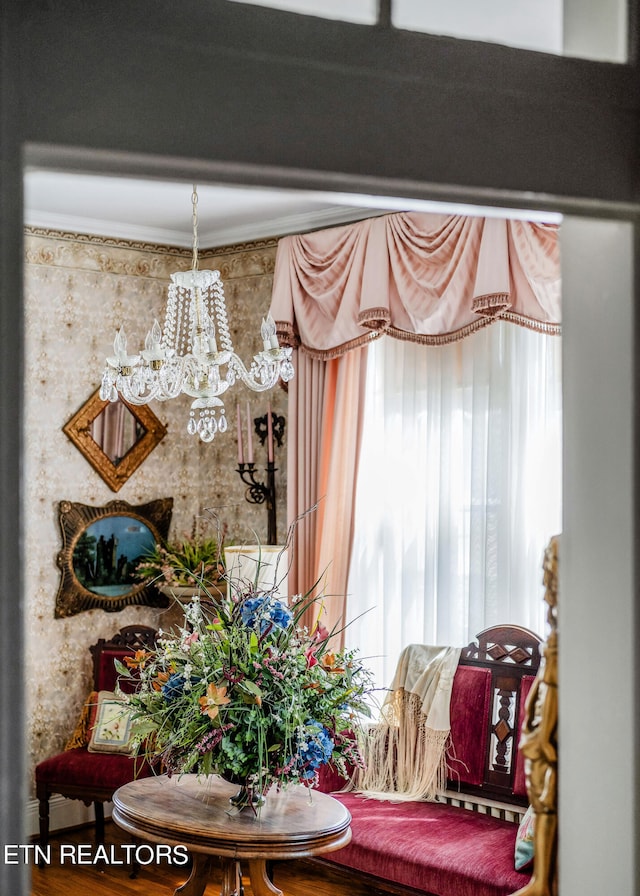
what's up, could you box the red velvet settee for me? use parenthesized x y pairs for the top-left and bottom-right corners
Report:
(311, 625), (541, 896)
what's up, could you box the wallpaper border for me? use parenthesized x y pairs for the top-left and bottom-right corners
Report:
(25, 226), (279, 258)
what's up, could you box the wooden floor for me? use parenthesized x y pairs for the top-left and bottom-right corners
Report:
(29, 821), (374, 896)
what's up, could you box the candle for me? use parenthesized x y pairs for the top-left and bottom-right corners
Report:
(236, 404), (244, 464)
(267, 402), (274, 463)
(246, 401), (254, 463)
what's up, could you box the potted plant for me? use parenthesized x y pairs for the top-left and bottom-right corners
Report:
(135, 517), (228, 597)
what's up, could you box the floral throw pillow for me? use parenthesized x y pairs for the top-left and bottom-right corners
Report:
(515, 804), (535, 871)
(87, 690), (135, 755)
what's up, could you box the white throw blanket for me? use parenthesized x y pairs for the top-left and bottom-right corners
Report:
(356, 644), (461, 802)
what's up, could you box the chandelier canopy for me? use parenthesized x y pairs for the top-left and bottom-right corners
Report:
(100, 186), (294, 442)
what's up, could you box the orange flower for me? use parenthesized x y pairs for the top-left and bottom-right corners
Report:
(199, 683), (231, 720)
(124, 649), (148, 670)
(152, 671), (170, 692)
(321, 652), (345, 673)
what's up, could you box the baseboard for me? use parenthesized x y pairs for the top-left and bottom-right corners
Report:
(26, 796), (113, 839)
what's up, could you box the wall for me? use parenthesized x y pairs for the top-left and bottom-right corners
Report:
(23, 228), (286, 796)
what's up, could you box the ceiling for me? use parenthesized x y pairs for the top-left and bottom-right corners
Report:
(23, 170), (562, 248)
(23, 171), (401, 248)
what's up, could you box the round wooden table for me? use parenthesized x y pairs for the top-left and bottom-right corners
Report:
(112, 774), (351, 896)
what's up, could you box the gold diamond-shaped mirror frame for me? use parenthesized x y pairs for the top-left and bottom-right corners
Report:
(63, 388), (168, 492)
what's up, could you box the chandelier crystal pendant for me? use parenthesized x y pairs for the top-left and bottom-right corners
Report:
(100, 185), (294, 442)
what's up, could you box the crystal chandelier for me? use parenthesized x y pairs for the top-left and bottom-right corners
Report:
(100, 185), (294, 442)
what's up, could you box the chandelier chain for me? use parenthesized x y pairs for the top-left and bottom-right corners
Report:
(191, 184), (199, 271)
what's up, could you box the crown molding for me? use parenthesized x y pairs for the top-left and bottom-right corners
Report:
(198, 204), (385, 244)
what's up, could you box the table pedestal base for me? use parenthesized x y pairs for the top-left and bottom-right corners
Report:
(174, 854), (282, 896)
(247, 859), (282, 896)
(174, 855), (214, 896)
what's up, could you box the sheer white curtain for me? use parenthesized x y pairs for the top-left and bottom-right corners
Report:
(345, 323), (562, 692)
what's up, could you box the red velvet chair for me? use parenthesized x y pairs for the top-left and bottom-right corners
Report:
(35, 625), (157, 855)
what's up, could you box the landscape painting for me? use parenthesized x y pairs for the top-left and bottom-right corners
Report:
(72, 515), (156, 596)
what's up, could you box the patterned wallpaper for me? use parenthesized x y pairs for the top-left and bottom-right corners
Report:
(23, 228), (286, 794)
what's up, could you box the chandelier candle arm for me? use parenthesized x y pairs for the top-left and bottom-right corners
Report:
(100, 185), (294, 443)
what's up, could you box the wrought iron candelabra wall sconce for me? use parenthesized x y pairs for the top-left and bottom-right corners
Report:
(235, 403), (285, 545)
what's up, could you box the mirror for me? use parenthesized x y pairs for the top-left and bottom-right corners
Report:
(55, 497), (173, 617)
(63, 388), (168, 492)
(91, 400), (145, 465)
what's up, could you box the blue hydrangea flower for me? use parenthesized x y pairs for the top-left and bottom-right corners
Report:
(297, 722), (334, 780)
(162, 672), (200, 702)
(269, 601), (293, 630)
(240, 595), (269, 627)
(240, 595), (293, 634)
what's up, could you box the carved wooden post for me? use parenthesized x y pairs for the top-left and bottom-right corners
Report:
(512, 535), (559, 896)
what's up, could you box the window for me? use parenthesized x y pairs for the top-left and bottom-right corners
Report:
(393, 0), (563, 55)
(345, 322), (562, 691)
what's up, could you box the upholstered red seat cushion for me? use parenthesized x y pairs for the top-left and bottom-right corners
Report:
(35, 747), (154, 791)
(325, 793), (531, 896)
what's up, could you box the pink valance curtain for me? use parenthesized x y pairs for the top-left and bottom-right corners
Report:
(270, 212), (560, 359)
(272, 211), (560, 642)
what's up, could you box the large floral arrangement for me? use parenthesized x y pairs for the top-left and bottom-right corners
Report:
(117, 558), (372, 803)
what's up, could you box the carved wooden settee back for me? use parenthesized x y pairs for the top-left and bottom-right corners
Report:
(457, 624), (542, 805)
